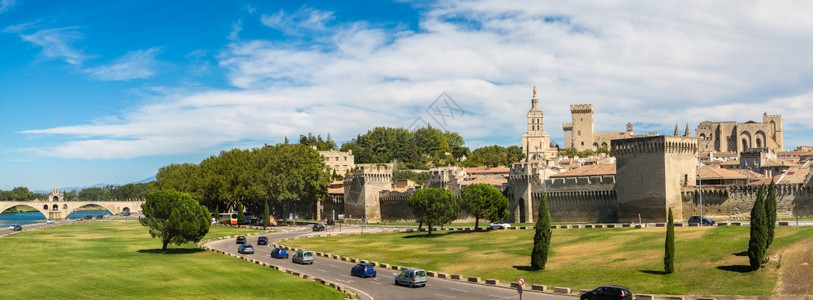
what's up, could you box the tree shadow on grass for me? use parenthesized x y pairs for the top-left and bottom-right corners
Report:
(716, 265), (752, 273)
(639, 270), (669, 275)
(137, 248), (205, 255)
(513, 265), (536, 271)
(732, 251), (748, 256)
(401, 229), (488, 239)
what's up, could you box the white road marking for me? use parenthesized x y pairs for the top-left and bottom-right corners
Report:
(369, 281), (381, 285)
(435, 294), (456, 298)
(488, 295), (511, 299)
(448, 287), (468, 292)
(317, 269), (327, 272)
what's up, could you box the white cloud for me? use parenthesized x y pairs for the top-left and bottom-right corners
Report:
(0, 0), (15, 14)
(21, 0), (813, 159)
(84, 48), (161, 81)
(228, 19), (242, 41)
(260, 6), (335, 36)
(18, 26), (87, 65)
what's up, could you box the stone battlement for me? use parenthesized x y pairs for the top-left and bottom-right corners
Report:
(613, 136), (697, 156)
(548, 175), (616, 187)
(562, 122), (573, 130)
(569, 104), (594, 114)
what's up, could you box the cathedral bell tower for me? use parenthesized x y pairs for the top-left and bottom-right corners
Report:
(521, 86), (554, 161)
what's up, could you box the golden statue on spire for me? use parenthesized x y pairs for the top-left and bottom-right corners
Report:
(532, 86), (537, 99)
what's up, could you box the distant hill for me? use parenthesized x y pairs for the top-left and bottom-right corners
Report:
(34, 175), (156, 194)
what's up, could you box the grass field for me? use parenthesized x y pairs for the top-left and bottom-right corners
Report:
(285, 225), (813, 295)
(0, 221), (345, 300)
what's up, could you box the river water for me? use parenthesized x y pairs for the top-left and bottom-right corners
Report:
(0, 209), (113, 227)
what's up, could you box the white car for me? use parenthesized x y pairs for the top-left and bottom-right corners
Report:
(489, 222), (511, 229)
(46, 219), (55, 224)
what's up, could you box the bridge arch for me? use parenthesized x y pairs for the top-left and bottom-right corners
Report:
(0, 200), (144, 220)
(0, 204), (47, 221)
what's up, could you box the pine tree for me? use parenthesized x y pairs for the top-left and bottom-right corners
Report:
(748, 185), (768, 270)
(531, 193), (552, 270)
(765, 180), (777, 249)
(664, 208), (675, 274)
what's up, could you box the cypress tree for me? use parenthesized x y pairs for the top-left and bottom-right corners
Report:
(664, 208), (675, 274)
(237, 204), (245, 228)
(531, 193), (552, 270)
(748, 185), (767, 270)
(263, 201), (270, 230)
(765, 180), (777, 249)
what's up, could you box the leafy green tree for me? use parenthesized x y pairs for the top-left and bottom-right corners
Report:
(664, 207), (675, 274)
(463, 145), (525, 167)
(11, 187), (34, 201)
(78, 187), (111, 201)
(298, 132), (338, 151)
(765, 180), (777, 248)
(748, 185), (768, 270)
(263, 200), (270, 230)
(408, 188), (459, 235)
(157, 163), (201, 198)
(531, 193), (552, 270)
(460, 184), (509, 230)
(139, 189), (210, 251)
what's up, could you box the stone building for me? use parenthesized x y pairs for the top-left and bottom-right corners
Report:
(695, 113), (783, 153)
(614, 135), (698, 222)
(342, 163), (394, 222)
(318, 149), (355, 177)
(520, 87), (557, 161)
(562, 104), (634, 151)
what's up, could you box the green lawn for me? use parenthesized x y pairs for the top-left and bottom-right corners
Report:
(285, 226), (813, 295)
(0, 221), (345, 300)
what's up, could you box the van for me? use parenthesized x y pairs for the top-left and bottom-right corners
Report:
(292, 250), (314, 264)
(394, 268), (427, 288)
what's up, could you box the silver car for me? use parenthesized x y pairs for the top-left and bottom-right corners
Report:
(394, 269), (427, 288)
(292, 250), (314, 264)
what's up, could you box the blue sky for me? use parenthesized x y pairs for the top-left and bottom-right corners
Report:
(2, 0), (813, 191)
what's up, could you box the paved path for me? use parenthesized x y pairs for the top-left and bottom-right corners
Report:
(206, 226), (576, 300)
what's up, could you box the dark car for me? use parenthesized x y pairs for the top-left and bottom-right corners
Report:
(351, 263), (377, 278)
(96, 214), (104, 219)
(12, 225), (22, 231)
(84, 215), (93, 220)
(270, 247), (289, 259)
(688, 216), (715, 226)
(238, 244), (255, 254)
(257, 236), (268, 245)
(580, 285), (633, 300)
(236, 235), (246, 244)
(312, 224), (326, 231)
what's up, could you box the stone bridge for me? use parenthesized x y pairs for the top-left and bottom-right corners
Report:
(0, 200), (144, 220)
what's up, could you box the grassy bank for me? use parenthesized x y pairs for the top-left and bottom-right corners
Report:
(285, 226), (813, 295)
(0, 221), (345, 299)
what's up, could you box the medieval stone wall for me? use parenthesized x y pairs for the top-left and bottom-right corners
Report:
(681, 184), (813, 220)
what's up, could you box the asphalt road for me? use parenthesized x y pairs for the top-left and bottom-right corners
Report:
(206, 226), (576, 300)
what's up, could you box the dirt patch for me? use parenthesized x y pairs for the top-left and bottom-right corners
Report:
(777, 237), (813, 295)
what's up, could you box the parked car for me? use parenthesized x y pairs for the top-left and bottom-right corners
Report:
(257, 236), (268, 245)
(84, 215), (93, 220)
(121, 211), (130, 216)
(292, 249), (314, 264)
(394, 268), (427, 288)
(489, 222), (511, 229)
(46, 219), (55, 224)
(312, 224), (326, 231)
(9, 224), (18, 230)
(270, 247), (289, 259)
(688, 216), (715, 226)
(237, 244), (255, 254)
(580, 285), (633, 300)
(96, 214), (104, 219)
(12, 225), (22, 231)
(351, 263), (377, 278)
(236, 236), (246, 244)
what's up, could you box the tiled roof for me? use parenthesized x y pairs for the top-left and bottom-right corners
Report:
(728, 168), (765, 180)
(762, 159), (800, 168)
(549, 164), (616, 178)
(699, 166), (747, 180)
(464, 166), (510, 175)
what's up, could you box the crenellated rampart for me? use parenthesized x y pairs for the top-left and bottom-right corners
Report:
(681, 184), (813, 220)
